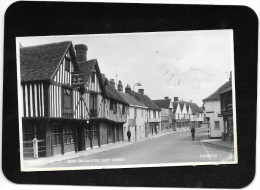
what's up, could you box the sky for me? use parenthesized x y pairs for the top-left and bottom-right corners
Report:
(17, 30), (234, 106)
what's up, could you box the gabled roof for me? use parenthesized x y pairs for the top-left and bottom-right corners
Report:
(188, 102), (203, 114)
(173, 102), (179, 113)
(100, 75), (129, 105)
(219, 86), (232, 95)
(186, 104), (190, 112)
(172, 101), (203, 114)
(203, 81), (232, 102)
(20, 41), (76, 82)
(153, 99), (171, 109)
(127, 91), (161, 111)
(78, 59), (106, 95)
(119, 92), (147, 108)
(179, 101), (186, 112)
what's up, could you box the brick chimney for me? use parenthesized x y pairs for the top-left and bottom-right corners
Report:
(118, 80), (123, 92)
(125, 84), (131, 94)
(138, 89), (144, 95)
(74, 44), (88, 62)
(229, 71), (232, 82)
(165, 96), (169, 99)
(174, 97), (179, 102)
(110, 79), (115, 88)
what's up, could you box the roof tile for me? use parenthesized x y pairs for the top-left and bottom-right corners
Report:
(20, 41), (72, 82)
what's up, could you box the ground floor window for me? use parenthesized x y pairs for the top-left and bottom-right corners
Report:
(53, 125), (61, 146)
(92, 124), (99, 140)
(84, 124), (99, 141)
(84, 126), (91, 141)
(214, 121), (220, 130)
(64, 125), (74, 144)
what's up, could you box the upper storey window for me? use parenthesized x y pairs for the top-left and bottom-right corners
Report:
(65, 58), (70, 72)
(63, 88), (72, 109)
(91, 72), (95, 83)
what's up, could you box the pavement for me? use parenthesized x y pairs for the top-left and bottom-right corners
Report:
(23, 128), (190, 168)
(22, 127), (234, 169)
(201, 139), (234, 150)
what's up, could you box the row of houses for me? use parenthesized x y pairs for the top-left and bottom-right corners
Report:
(153, 97), (204, 133)
(203, 74), (233, 141)
(20, 41), (205, 158)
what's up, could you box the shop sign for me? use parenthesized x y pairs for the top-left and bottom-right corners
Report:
(72, 71), (84, 88)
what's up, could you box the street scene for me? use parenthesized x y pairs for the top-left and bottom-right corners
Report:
(17, 30), (236, 171)
(32, 127), (233, 168)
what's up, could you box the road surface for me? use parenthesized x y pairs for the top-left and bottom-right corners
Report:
(40, 127), (234, 168)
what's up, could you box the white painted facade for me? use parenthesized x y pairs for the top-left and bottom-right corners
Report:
(204, 100), (224, 138)
(187, 105), (192, 120)
(123, 105), (148, 141)
(181, 103), (188, 119)
(173, 103), (182, 120)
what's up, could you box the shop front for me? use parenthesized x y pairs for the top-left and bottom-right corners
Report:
(224, 115), (233, 142)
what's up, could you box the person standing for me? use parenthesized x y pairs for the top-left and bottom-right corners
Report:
(127, 129), (131, 142)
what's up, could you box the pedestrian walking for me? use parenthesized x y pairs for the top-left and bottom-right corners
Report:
(191, 126), (195, 141)
(127, 129), (131, 142)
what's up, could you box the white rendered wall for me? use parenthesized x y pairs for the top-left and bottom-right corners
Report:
(204, 100), (224, 138)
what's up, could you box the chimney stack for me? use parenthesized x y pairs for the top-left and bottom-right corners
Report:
(125, 84), (131, 94)
(74, 44), (88, 62)
(174, 97), (179, 102)
(118, 80), (123, 92)
(110, 79), (115, 88)
(229, 71), (232, 82)
(165, 96), (169, 99)
(138, 89), (144, 95)
(190, 100), (192, 103)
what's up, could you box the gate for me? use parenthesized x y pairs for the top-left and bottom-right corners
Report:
(23, 139), (45, 158)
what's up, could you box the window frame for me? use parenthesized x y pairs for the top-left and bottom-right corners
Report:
(214, 121), (220, 130)
(64, 125), (74, 144)
(65, 57), (71, 73)
(153, 110), (156, 118)
(63, 88), (72, 109)
(91, 72), (95, 83)
(92, 124), (99, 140)
(122, 105), (125, 115)
(52, 125), (61, 146)
(89, 93), (97, 111)
(113, 102), (117, 114)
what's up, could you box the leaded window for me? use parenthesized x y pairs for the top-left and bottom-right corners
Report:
(64, 125), (74, 144)
(53, 125), (61, 146)
(63, 88), (72, 109)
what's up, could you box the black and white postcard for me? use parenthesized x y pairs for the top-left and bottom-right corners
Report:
(2, 1), (257, 188)
(17, 30), (237, 171)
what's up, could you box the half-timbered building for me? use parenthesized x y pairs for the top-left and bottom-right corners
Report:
(20, 41), (88, 157)
(20, 41), (128, 158)
(99, 76), (129, 145)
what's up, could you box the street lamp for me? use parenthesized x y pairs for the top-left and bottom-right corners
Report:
(133, 83), (142, 142)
